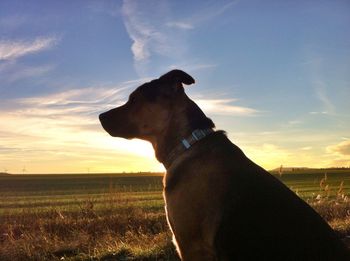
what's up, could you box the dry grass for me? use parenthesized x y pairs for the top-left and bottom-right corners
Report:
(1, 172), (349, 260)
(1, 195), (349, 260)
(310, 200), (350, 245)
(0, 204), (179, 260)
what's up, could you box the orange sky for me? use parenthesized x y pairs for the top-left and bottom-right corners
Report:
(1, 1), (349, 174)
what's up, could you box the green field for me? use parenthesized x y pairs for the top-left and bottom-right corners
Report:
(1, 170), (350, 260)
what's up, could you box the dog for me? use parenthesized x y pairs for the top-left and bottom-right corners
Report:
(99, 70), (349, 260)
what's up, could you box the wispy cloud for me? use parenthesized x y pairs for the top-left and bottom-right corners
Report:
(228, 127), (350, 169)
(313, 80), (335, 114)
(166, 21), (194, 30)
(10, 84), (134, 119)
(326, 140), (350, 167)
(121, 0), (238, 75)
(242, 141), (348, 170)
(301, 146), (312, 151)
(1, 62), (54, 83)
(121, 0), (188, 76)
(122, 1), (166, 62)
(242, 143), (292, 170)
(327, 140), (350, 156)
(0, 36), (58, 61)
(170, 0), (239, 29)
(194, 98), (258, 116)
(0, 74), (255, 173)
(287, 120), (302, 125)
(304, 52), (336, 115)
(0, 81), (163, 173)
(309, 111), (328, 115)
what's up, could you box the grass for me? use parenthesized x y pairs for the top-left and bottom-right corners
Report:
(0, 170), (349, 260)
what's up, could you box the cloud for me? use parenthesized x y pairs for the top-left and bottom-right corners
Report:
(288, 120), (302, 125)
(321, 140), (350, 167)
(194, 98), (258, 116)
(7, 80), (258, 125)
(10, 85), (133, 119)
(301, 146), (312, 151)
(327, 140), (350, 156)
(309, 111), (328, 115)
(0, 81), (164, 173)
(166, 1), (239, 31)
(241, 142), (344, 170)
(0, 72), (256, 173)
(181, 0), (239, 27)
(121, 0), (188, 76)
(303, 51), (336, 115)
(1, 63), (54, 83)
(121, 0), (238, 75)
(327, 158), (350, 168)
(121, 0), (167, 63)
(0, 81), (138, 134)
(228, 128), (350, 169)
(313, 79), (335, 114)
(242, 143), (292, 170)
(0, 36), (58, 61)
(166, 22), (194, 30)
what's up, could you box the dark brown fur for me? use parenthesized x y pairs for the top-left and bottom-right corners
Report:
(99, 70), (349, 261)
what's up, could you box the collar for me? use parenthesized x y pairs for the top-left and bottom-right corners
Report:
(163, 128), (214, 168)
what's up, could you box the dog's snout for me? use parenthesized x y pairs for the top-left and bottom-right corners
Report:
(99, 112), (107, 123)
(99, 111), (113, 134)
(99, 110), (115, 126)
(99, 108), (137, 139)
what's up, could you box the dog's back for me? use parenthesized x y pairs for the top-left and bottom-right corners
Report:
(182, 132), (349, 260)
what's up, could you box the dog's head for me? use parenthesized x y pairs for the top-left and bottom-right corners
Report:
(99, 69), (213, 142)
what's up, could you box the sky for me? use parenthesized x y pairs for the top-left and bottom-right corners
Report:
(0, 0), (349, 174)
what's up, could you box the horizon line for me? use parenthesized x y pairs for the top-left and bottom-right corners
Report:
(2, 166), (350, 175)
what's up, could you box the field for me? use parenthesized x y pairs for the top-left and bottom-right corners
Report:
(1, 170), (350, 261)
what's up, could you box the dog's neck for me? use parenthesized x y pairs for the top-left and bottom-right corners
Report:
(152, 97), (215, 168)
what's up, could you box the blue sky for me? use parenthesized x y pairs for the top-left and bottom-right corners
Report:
(0, 0), (349, 173)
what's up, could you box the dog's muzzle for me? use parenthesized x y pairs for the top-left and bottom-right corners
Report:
(99, 110), (138, 139)
(99, 112), (110, 131)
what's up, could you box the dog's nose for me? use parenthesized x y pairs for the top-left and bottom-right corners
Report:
(99, 112), (110, 129)
(99, 112), (106, 123)
(99, 112), (111, 133)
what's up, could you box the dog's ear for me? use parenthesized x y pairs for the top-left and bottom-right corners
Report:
(159, 69), (195, 85)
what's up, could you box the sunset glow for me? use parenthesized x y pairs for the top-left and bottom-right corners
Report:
(0, 1), (349, 174)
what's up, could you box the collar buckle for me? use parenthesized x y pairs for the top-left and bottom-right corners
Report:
(164, 128), (214, 168)
(192, 129), (206, 141)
